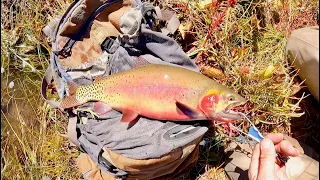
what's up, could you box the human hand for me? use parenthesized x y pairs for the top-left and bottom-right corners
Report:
(248, 133), (300, 180)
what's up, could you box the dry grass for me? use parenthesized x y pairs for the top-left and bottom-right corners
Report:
(197, 167), (230, 180)
(1, 0), (81, 179)
(1, 0), (319, 179)
(159, 0), (318, 135)
(157, 0), (319, 178)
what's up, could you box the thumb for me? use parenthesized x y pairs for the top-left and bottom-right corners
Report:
(257, 138), (276, 180)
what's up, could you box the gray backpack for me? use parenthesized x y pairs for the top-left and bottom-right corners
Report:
(41, 0), (209, 179)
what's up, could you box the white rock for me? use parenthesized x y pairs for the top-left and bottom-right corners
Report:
(8, 81), (14, 88)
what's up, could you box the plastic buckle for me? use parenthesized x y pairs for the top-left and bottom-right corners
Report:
(101, 36), (117, 53)
(98, 150), (129, 179)
(98, 150), (116, 172)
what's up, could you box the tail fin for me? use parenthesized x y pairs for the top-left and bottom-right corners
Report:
(59, 94), (84, 110)
(67, 81), (79, 95)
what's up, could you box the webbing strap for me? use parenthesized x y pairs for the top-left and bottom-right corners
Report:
(163, 13), (180, 35)
(154, 6), (180, 35)
(68, 116), (80, 147)
(41, 66), (61, 108)
(60, 0), (123, 58)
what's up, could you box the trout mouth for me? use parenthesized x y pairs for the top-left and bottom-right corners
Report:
(216, 101), (247, 122)
(216, 110), (242, 121)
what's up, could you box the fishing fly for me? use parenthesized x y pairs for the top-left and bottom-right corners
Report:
(229, 112), (290, 165)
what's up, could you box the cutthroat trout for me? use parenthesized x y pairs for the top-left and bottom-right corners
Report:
(60, 65), (246, 123)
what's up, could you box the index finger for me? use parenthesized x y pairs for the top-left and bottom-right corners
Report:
(265, 133), (300, 156)
(265, 133), (284, 144)
(275, 140), (300, 157)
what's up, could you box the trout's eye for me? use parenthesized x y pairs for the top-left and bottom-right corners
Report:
(228, 96), (235, 101)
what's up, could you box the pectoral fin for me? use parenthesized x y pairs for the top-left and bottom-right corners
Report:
(175, 100), (200, 119)
(121, 109), (139, 122)
(93, 102), (112, 116)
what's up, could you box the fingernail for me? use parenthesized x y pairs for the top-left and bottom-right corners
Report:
(261, 139), (271, 149)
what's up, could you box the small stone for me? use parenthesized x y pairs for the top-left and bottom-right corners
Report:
(42, 176), (51, 180)
(8, 81), (14, 88)
(199, 140), (206, 146)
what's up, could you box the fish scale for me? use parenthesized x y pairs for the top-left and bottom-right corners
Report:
(60, 65), (246, 123)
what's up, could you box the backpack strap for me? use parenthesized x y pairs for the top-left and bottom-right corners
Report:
(68, 116), (80, 147)
(59, 0), (124, 58)
(154, 6), (180, 35)
(41, 65), (61, 108)
(59, 0), (179, 58)
(41, 0), (79, 107)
